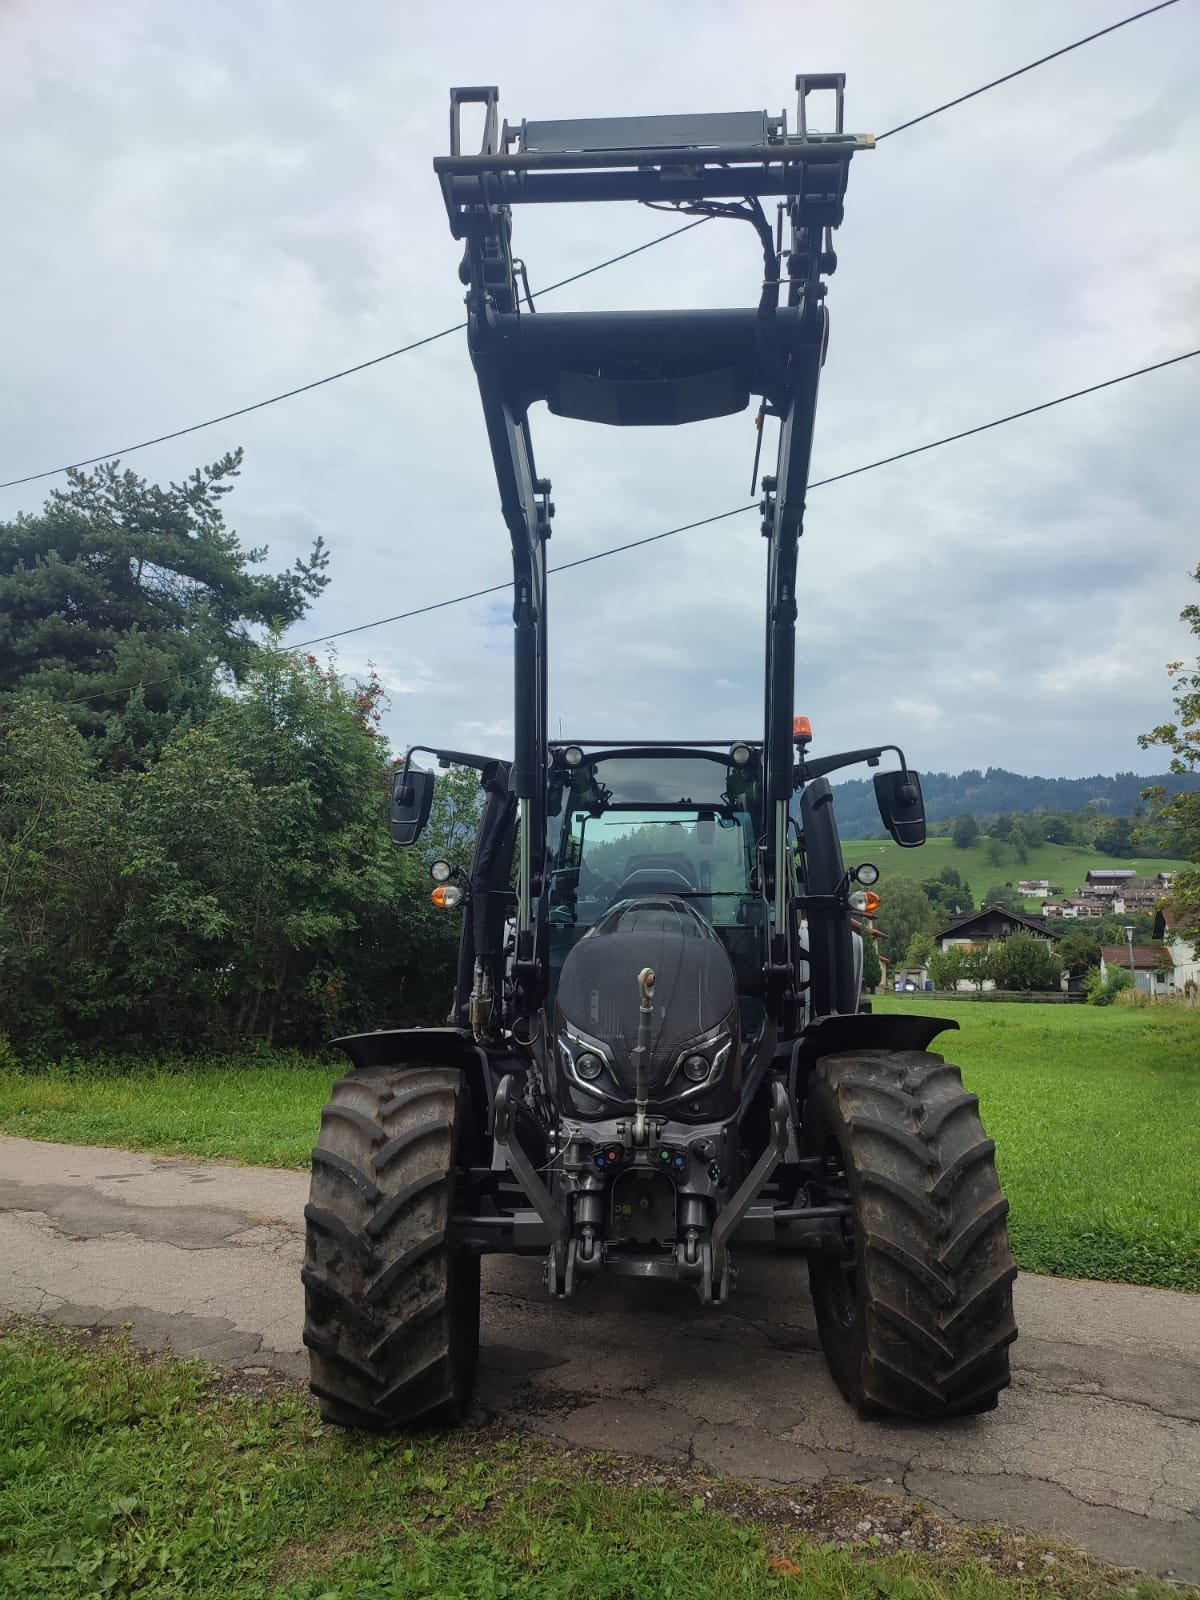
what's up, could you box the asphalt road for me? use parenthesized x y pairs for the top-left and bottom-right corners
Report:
(2, 1134), (1197, 1581)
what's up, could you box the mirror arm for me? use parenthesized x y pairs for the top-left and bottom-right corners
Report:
(796, 743), (906, 785)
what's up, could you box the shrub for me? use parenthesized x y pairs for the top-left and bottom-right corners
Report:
(1085, 965), (1134, 1006)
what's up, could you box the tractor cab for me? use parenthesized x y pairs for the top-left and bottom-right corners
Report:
(542, 744), (767, 1020)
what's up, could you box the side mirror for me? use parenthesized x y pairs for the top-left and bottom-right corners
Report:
(390, 767), (435, 846)
(874, 768), (926, 848)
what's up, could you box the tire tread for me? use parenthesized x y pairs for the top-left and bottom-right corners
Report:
(302, 1064), (479, 1432)
(804, 1048), (1016, 1420)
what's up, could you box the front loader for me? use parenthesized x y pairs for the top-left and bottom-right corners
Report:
(302, 76), (1017, 1430)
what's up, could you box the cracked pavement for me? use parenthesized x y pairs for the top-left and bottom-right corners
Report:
(2, 1134), (1197, 1581)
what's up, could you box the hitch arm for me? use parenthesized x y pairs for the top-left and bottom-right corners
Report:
(492, 1075), (570, 1292)
(710, 1077), (791, 1288)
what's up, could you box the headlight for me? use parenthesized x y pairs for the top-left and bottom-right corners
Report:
(682, 1054), (710, 1083)
(576, 1051), (604, 1080)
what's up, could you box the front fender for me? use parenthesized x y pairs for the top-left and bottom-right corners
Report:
(330, 1027), (503, 1162)
(792, 1011), (959, 1083)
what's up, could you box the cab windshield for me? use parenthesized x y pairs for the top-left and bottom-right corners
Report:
(548, 809), (755, 926)
(543, 750), (766, 998)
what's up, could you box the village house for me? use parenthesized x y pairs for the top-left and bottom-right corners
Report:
(1018, 879), (1053, 898)
(935, 905), (1063, 952)
(1042, 897), (1105, 920)
(1113, 886), (1165, 916)
(1085, 869), (1136, 889)
(1152, 902), (1200, 991)
(931, 905), (1064, 992)
(1099, 944), (1175, 996)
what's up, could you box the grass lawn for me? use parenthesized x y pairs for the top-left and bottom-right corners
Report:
(0, 1003), (1197, 1290)
(0, 1319), (1183, 1600)
(875, 998), (1199, 1290)
(0, 1050), (333, 1172)
(840, 836), (1188, 912)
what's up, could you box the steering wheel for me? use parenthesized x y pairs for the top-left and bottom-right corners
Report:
(609, 867), (697, 902)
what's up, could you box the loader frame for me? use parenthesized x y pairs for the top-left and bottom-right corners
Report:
(432, 79), (873, 1014)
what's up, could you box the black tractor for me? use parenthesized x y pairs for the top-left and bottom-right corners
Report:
(302, 77), (1017, 1430)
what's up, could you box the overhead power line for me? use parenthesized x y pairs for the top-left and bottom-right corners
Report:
(287, 347), (1198, 651)
(0, 0), (1179, 491)
(877, 0), (1179, 140)
(61, 347), (1199, 706)
(0, 220), (709, 491)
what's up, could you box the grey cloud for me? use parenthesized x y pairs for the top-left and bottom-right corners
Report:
(2, 0), (1198, 781)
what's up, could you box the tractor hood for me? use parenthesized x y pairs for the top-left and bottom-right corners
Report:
(553, 897), (739, 1116)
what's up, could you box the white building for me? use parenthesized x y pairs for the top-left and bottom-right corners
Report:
(1152, 904), (1200, 991)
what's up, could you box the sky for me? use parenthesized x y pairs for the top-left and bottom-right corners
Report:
(2, 0), (1198, 780)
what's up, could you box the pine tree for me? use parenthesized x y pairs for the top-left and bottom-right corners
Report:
(0, 452), (328, 764)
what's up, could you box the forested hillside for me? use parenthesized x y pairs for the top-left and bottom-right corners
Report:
(832, 766), (1200, 838)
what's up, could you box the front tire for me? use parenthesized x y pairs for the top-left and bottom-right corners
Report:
(302, 1065), (480, 1431)
(803, 1049), (1016, 1419)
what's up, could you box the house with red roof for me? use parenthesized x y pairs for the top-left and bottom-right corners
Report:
(1099, 943), (1175, 995)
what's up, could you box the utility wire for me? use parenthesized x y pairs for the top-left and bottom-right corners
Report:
(59, 348), (1200, 707)
(795, 348), (1199, 489)
(877, 0), (1179, 140)
(293, 505), (756, 652)
(0, 220), (709, 491)
(0, 1), (1178, 490)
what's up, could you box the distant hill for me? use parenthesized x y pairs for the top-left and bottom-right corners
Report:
(830, 767), (1200, 839)
(834, 834), (1190, 915)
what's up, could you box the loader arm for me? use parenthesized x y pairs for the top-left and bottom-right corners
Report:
(437, 80), (871, 1004)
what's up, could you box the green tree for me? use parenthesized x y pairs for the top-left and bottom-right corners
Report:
(982, 882), (1026, 912)
(921, 866), (972, 918)
(861, 933), (882, 992)
(990, 932), (1062, 992)
(985, 838), (1007, 868)
(878, 878), (935, 965)
(0, 453), (329, 765)
(904, 931), (935, 967)
(928, 946), (966, 990)
(951, 813), (979, 849)
(1058, 930), (1101, 976)
(0, 700), (126, 1046)
(1042, 814), (1075, 845)
(1096, 816), (1136, 858)
(961, 944), (994, 994)
(1139, 565), (1200, 947)
(1008, 822), (1030, 865)
(0, 654), (461, 1053)
(939, 866), (973, 912)
(1096, 913), (1155, 946)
